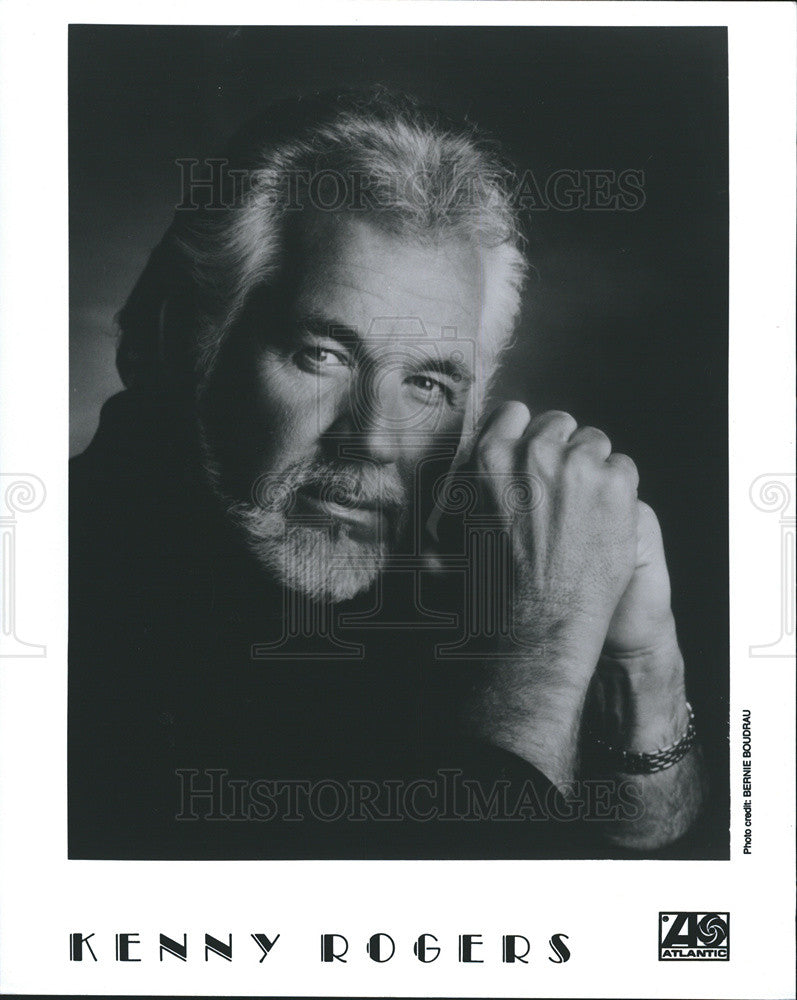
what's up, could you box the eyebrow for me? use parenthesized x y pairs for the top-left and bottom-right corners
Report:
(296, 315), (362, 348)
(417, 356), (474, 386)
(295, 314), (474, 384)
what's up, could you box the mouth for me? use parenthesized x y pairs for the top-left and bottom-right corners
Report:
(292, 487), (389, 542)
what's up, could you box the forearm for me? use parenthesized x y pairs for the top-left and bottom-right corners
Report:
(464, 657), (589, 788)
(464, 624), (707, 851)
(447, 405), (704, 850)
(462, 620), (605, 788)
(593, 746), (707, 851)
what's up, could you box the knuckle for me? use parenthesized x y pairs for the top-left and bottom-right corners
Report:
(564, 434), (596, 461)
(569, 426), (612, 453)
(547, 410), (578, 433)
(605, 474), (634, 503)
(562, 445), (597, 479)
(503, 400), (531, 421)
(611, 452), (639, 481)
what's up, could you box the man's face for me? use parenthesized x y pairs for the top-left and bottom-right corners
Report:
(203, 211), (483, 600)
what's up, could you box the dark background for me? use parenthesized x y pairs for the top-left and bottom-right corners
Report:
(69, 25), (729, 855)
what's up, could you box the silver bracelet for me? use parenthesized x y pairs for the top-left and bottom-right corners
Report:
(591, 702), (697, 774)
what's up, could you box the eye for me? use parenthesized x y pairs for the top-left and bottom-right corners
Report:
(405, 374), (450, 404)
(294, 345), (349, 373)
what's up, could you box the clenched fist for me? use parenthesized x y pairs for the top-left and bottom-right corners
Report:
(473, 402), (642, 671)
(454, 401), (687, 787)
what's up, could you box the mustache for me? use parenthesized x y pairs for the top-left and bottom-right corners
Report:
(250, 460), (408, 513)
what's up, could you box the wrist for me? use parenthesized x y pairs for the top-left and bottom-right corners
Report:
(594, 620), (689, 752)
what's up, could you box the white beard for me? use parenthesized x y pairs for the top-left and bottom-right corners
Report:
(226, 501), (390, 602)
(205, 456), (409, 603)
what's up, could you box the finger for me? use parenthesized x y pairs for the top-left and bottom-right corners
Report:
(567, 425), (612, 460)
(472, 401), (531, 475)
(477, 400), (531, 443)
(524, 409), (578, 443)
(634, 499), (664, 562)
(606, 452), (640, 490)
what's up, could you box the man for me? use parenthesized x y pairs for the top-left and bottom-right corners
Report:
(69, 89), (705, 859)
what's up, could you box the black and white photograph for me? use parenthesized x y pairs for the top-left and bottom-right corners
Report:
(0, 4), (794, 998)
(68, 24), (728, 861)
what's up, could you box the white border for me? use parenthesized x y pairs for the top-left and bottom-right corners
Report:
(0, 3), (794, 997)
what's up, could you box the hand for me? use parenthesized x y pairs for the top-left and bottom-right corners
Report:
(472, 402), (640, 674)
(455, 403), (699, 827)
(453, 402), (642, 783)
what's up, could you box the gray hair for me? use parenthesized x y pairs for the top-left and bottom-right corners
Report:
(117, 88), (528, 393)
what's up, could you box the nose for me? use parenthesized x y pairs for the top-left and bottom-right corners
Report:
(324, 364), (403, 465)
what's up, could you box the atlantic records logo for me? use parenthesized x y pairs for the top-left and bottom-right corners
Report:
(658, 912), (730, 961)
